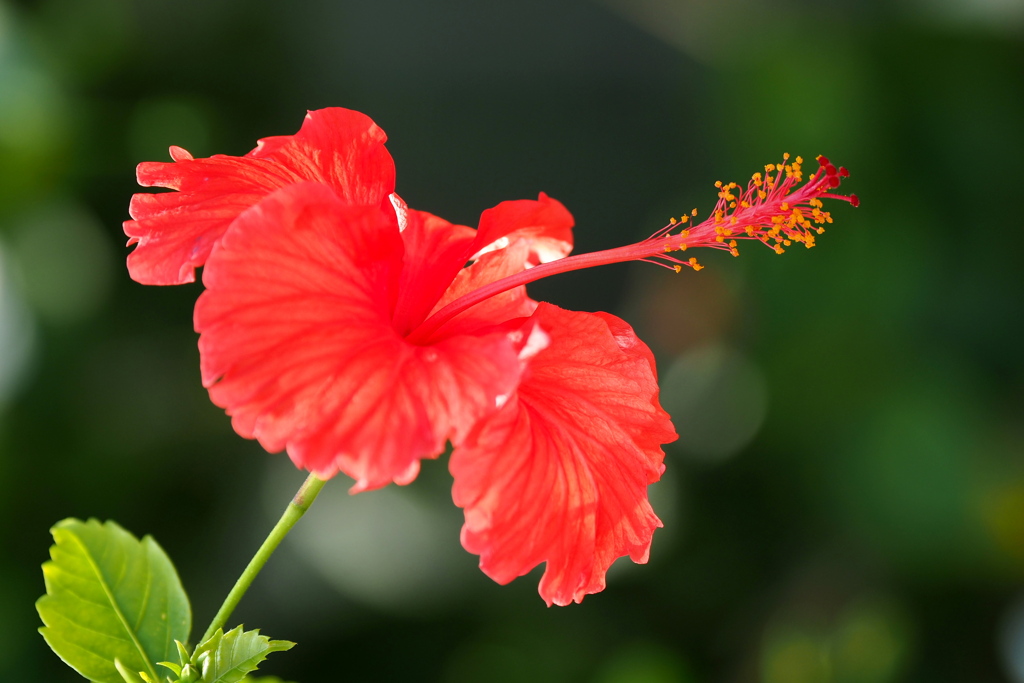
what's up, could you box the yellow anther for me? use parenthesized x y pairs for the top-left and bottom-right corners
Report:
(673, 265), (682, 273)
(691, 208), (698, 216)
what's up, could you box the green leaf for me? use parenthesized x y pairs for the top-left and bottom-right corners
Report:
(239, 679), (298, 683)
(36, 518), (192, 683)
(158, 661), (182, 677)
(193, 626), (294, 683)
(114, 658), (145, 683)
(175, 640), (192, 667)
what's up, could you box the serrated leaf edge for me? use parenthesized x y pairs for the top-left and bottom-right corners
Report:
(193, 626), (295, 683)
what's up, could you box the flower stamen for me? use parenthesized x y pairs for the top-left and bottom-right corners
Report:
(409, 155), (857, 343)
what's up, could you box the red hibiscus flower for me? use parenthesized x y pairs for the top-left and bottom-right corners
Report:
(126, 109), (856, 605)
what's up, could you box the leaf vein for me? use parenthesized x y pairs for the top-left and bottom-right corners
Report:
(71, 529), (162, 682)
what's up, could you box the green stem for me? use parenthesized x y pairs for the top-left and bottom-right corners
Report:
(199, 472), (327, 645)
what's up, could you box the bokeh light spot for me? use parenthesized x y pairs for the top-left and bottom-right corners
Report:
(980, 480), (1024, 571)
(660, 344), (767, 462)
(0, 65), (65, 154)
(266, 459), (469, 613)
(9, 201), (113, 325)
(0, 242), (35, 411)
(1001, 594), (1024, 683)
(761, 629), (830, 683)
(832, 598), (912, 683)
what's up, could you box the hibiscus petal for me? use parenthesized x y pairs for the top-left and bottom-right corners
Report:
(196, 183), (521, 492)
(248, 108), (395, 206)
(125, 107), (395, 285)
(472, 193), (575, 266)
(391, 209), (476, 336)
(450, 303), (677, 605)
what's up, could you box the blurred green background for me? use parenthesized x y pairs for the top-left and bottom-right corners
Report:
(1, 0), (1022, 681)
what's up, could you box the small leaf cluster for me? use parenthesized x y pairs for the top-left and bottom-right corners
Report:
(159, 627), (293, 683)
(36, 519), (294, 683)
